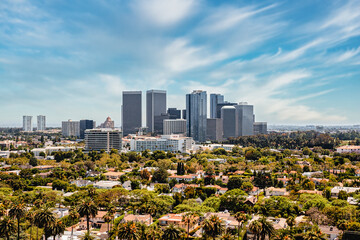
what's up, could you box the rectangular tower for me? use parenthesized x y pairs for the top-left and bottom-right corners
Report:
(186, 90), (207, 142)
(23, 116), (33, 132)
(210, 94), (224, 118)
(146, 90), (167, 133)
(62, 120), (80, 137)
(80, 119), (95, 139)
(122, 91), (142, 136)
(235, 103), (254, 136)
(37, 115), (46, 131)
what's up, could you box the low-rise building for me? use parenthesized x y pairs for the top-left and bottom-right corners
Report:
(103, 171), (125, 181)
(265, 187), (288, 196)
(93, 181), (121, 189)
(121, 214), (152, 226)
(336, 145), (360, 154)
(130, 135), (193, 153)
(331, 186), (360, 198)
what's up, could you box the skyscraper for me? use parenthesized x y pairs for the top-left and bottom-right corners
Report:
(80, 119), (95, 139)
(215, 102), (237, 119)
(122, 91), (142, 136)
(235, 103), (254, 136)
(186, 90), (207, 142)
(62, 120), (80, 137)
(23, 116), (33, 132)
(254, 122), (268, 135)
(210, 94), (224, 118)
(163, 119), (187, 135)
(206, 118), (223, 142)
(37, 115), (46, 131)
(85, 129), (122, 152)
(221, 106), (237, 139)
(146, 90), (167, 133)
(167, 108), (181, 119)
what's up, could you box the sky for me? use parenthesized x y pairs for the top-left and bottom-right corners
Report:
(0, 0), (360, 127)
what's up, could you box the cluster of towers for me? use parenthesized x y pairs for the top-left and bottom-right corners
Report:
(22, 115), (46, 132)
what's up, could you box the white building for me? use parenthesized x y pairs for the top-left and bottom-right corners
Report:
(163, 119), (186, 135)
(93, 180), (121, 189)
(62, 120), (80, 137)
(23, 116), (33, 132)
(31, 146), (77, 156)
(130, 135), (193, 153)
(85, 128), (122, 152)
(336, 145), (360, 154)
(331, 186), (360, 198)
(37, 115), (46, 131)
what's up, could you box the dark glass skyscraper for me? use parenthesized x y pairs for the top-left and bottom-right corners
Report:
(210, 94), (224, 118)
(167, 108), (181, 119)
(186, 90), (207, 142)
(80, 119), (95, 139)
(122, 91), (142, 136)
(146, 90), (167, 133)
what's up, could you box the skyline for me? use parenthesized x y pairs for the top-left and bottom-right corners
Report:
(1, 0), (360, 127)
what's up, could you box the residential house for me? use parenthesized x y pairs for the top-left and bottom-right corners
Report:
(265, 187), (288, 196)
(122, 214), (152, 226)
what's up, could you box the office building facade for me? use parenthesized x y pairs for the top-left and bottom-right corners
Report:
(85, 129), (122, 152)
(215, 102), (237, 119)
(186, 90), (207, 142)
(146, 90), (167, 133)
(182, 109), (186, 119)
(23, 116), (33, 132)
(254, 122), (268, 135)
(80, 119), (95, 139)
(167, 108), (181, 119)
(163, 119), (187, 135)
(122, 91), (142, 136)
(37, 115), (46, 131)
(206, 118), (223, 142)
(62, 120), (80, 137)
(210, 94), (224, 118)
(130, 135), (193, 153)
(235, 103), (254, 136)
(221, 106), (237, 139)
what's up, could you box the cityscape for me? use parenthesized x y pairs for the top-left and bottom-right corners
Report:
(1, 1), (360, 240)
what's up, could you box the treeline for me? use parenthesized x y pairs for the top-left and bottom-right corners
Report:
(225, 131), (340, 149)
(331, 130), (360, 140)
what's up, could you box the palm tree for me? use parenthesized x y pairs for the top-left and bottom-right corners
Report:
(162, 224), (183, 240)
(26, 210), (36, 240)
(68, 207), (80, 240)
(80, 232), (96, 240)
(259, 217), (274, 240)
(182, 213), (197, 239)
(202, 215), (224, 240)
(303, 227), (327, 240)
(117, 221), (140, 240)
(46, 219), (66, 240)
(249, 220), (262, 240)
(286, 216), (296, 229)
(77, 198), (98, 234)
(34, 208), (56, 240)
(234, 212), (247, 239)
(103, 212), (113, 234)
(144, 225), (163, 240)
(9, 202), (26, 240)
(0, 217), (17, 240)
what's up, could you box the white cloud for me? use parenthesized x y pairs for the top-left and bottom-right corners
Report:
(132, 0), (196, 27)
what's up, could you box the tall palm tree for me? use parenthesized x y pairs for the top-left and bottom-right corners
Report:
(103, 213), (113, 234)
(234, 212), (247, 239)
(26, 210), (36, 240)
(34, 208), (56, 240)
(46, 219), (66, 240)
(77, 198), (98, 235)
(0, 217), (17, 240)
(182, 213), (197, 240)
(144, 225), (163, 240)
(203, 215), (224, 240)
(259, 217), (275, 240)
(68, 207), (80, 240)
(162, 224), (183, 240)
(117, 221), (140, 240)
(9, 202), (26, 240)
(249, 220), (262, 240)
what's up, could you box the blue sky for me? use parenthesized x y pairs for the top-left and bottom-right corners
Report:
(1, 0), (360, 127)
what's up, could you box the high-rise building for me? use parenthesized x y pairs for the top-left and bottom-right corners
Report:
(182, 109), (186, 119)
(62, 120), (80, 137)
(37, 115), (46, 131)
(146, 90), (167, 133)
(206, 118), (223, 142)
(163, 119), (187, 135)
(23, 116), (33, 132)
(186, 90), (207, 142)
(99, 117), (114, 128)
(221, 106), (237, 139)
(85, 129), (122, 152)
(210, 94), (224, 118)
(122, 91), (142, 136)
(235, 103), (254, 136)
(167, 108), (181, 119)
(154, 113), (169, 134)
(80, 119), (95, 139)
(254, 122), (268, 135)
(215, 102), (237, 119)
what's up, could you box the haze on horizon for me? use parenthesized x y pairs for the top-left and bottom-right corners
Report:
(0, 0), (360, 127)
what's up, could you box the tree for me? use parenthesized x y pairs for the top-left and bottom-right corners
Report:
(140, 169), (151, 180)
(26, 209), (36, 240)
(46, 219), (65, 240)
(234, 212), (247, 239)
(152, 167), (169, 183)
(68, 207), (80, 240)
(303, 226), (327, 240)
(258, 217), (275, 240)
(182, 213), (197, 240)
(34, 208), (56, 240)
(117, 221), (140, 240)
(227, 176), (243, 190)
(103, 212), (113, 234)
(9, 202), (26, 240)
(80, 232), (96, 240)
(249, 220), (262, 240)
(162, 224), (183, 240)
(203, 215), (224, 240)
(77, 198), (98, 234)
(0, 217), (17, 240)
(338, 190), (348, 200)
